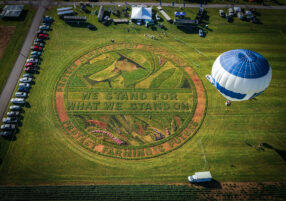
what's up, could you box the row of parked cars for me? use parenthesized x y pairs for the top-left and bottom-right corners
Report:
(219, 7), (259, 23)
(0, 16), (53, 138)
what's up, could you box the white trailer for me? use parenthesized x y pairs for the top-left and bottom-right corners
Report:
(157, 6), (171, 22)
(188, 171), (212, 183)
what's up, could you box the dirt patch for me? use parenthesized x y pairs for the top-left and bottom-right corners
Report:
(93, 144), (104, 152)
(184, 67), (205, 123)
(56, 92), (69, 122)
(136, 123), (145, 135)
(0, 26), (15, 59)
(116, 59), (137, 72)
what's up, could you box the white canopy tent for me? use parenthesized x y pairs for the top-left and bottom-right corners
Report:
(131, 6), (152, 21)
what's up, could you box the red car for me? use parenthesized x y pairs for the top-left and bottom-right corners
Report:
(25, 62), (34, 67)
(31, 45), (42, 51)
(38, 34), (48, 39)
(25, 67), (37, 73)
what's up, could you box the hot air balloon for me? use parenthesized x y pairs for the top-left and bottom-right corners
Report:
(206, 49), (272, 103)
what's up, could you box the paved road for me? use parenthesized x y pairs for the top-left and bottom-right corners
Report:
(0, 3), (47, 120)
(1, 1), (286, 9)
(60, 1), (286, 9)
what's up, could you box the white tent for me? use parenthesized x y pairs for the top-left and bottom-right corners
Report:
(131, 6), (152, 21)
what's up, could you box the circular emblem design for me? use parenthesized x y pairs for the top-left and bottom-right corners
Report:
(55, 43), (206, 159)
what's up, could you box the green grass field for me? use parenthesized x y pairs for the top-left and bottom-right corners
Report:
(0, 6), (285, 186)
(0, 5), (36, 92)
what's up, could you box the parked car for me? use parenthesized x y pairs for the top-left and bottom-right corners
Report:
(37, 30), (47, 35)
(1, 124), (16, 130)
(19, 83), (30, 88)
(31, 45), (43, 51)
(237, 12), (245, 20)
(6, 111), (20, 117)
(2, 117), (18, 124)
(245, 10), (253, 21)
(30, 54), (40, 59)
(0, 130), (14, 137)
(155, 14), (161, 21)
(31, 51), (41, 56)
(25, 62), (34, 67)
(15, 92), (27, 98)
(219, 10), (225, 17)
(43, 16), (53, 24)
(11, 98), (25, 105)
(24, 67), (37, 73)
(19, 77), (32, 83)
(18, 86), (29, 92)
(199, 29), (204, 37)
(87, 24), (96, 31)
(23, 73), (34, 78)
(34, 38), (45, 43)
(226, 14), (233, 22)
(33, 42), (44, 47)
(10, 105), (21, 111)
(26, 58), (39, 63)
(38, 34), (48, 39)
(39, 25), (50, 30)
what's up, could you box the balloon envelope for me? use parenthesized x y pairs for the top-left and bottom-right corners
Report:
(207, 49), (272, 101)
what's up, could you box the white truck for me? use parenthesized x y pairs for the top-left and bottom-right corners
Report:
(188, 171), (212, 183)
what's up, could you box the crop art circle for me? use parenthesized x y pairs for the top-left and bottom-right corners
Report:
(55, 43), (206, 159)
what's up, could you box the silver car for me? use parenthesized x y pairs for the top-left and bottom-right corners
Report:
(2, 117), (18, 124)
(19, 83), (30, 88)
(7, 111), (20, 117)
(10, 105), (21, 111)
(19, 77), (32, 83)
(15, 92), (27, 98)
(1, 124), (16, 130)
(11, 98), (25, 105)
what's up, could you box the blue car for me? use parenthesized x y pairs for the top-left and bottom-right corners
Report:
(0, 130), (14, 137)
(31, 51), (41, 56)
(43, 16), (53, 24)
(18, 87), (29, 92)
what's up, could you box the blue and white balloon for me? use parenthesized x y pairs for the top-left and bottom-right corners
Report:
(206, 49), (272, 101)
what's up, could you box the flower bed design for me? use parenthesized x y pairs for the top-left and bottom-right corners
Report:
(54, 43), (206, 159)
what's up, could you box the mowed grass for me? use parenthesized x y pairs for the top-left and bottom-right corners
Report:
(0, 6), (36, 91)
(0, 7), (286, 185)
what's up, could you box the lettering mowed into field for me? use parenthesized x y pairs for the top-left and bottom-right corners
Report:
(66, 91), (192, 112)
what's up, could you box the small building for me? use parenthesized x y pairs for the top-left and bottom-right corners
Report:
(63, 16), (87, 23)
(57, 10), (74, 16)
(157, 6), (171, 22)
(57, 7), (74, 16)
(173, 19), (198, 27)
(113, 18), (129, 24)
(0, 5), (24, 18)
(57, 7), (73, 12)
(131, 6), (152, 22)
